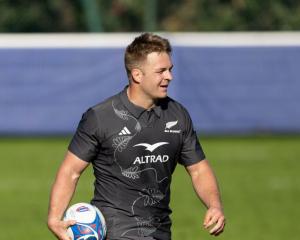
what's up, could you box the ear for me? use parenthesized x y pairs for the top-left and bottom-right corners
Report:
(131, 68), (143, 83)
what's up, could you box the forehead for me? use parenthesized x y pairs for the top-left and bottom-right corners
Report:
(144, 52), (172, 67)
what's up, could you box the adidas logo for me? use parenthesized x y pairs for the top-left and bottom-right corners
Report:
(118, 126), (131, 135)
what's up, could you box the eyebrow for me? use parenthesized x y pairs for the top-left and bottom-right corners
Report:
(156, 65), (174, 71)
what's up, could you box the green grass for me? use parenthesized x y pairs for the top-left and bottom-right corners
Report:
(0, 136), (299, 239)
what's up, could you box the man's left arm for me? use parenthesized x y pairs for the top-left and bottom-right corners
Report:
(186, 159), (226, 236)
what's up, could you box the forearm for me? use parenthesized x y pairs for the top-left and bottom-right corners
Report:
(48, 151), (89, 223)
(188, 160), (222, 209)
(47, 152), (89, 240)
(48, 165), (80, 222)
(186, 160), (225, 236)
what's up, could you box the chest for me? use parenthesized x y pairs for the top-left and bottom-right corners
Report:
(99, 110), (183, 169)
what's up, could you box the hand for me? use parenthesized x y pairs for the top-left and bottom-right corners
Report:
(203, 207), (225, 236)
(47, 218), (76, 240)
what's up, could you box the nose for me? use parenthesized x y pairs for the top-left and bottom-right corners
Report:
(165, 70), (173, 81)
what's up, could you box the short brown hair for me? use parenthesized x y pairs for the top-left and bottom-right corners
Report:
(124, 33), (172, 79)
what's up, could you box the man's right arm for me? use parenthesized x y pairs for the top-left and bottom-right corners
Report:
(47, 151), (89, 240)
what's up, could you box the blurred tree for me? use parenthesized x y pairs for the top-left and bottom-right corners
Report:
(80, 0), (103, 32)
(144, 0), (157, 31)
(0, 0), (300, 32)
(0, 0), (84, 32)
(99, 0), (143, 31)
(159, 0), (300, 31)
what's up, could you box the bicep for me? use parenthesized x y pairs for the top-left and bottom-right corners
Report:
(186, 159), (211, 178)
(185, 159), (218, 188)
(57, 151), (90, 180)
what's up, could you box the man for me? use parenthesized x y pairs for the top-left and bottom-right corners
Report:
(47, 33), (225, 240)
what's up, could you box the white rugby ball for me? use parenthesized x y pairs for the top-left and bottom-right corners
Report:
(64, 202), (106, 240)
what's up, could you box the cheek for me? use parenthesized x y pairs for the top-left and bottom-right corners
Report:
(144, 75), (161, 87)
(152, 74), (164, 84)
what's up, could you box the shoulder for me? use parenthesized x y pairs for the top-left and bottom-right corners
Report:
(92, 93), (119, 111)
(87, 91), (122, 117)
(77, 92), (122, 131)
(161, 96), (191, 118)
(75, 92), (123, 138)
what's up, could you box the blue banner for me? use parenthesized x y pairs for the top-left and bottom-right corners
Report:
(1, 47), (300, 135)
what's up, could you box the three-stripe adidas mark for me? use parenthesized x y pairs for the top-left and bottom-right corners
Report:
(118, 126), (131, 135)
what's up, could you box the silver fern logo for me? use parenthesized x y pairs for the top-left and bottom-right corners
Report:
(165, 120), (178, 129)
(164, 120), (181, 133)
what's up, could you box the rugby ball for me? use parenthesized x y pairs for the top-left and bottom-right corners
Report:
(64, 203), (106, 240)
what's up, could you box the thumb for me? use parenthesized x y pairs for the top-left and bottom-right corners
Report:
(63, 220), (77, 228)
(203, 212), (212, 228)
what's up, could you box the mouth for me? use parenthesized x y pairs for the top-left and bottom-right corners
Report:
(160, 84), (168, 89)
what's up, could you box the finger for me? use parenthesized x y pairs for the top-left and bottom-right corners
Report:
(209, 217), (225, 235)
(57, 224), (75, 240)
(211, 222), (225, 236)
(203, 218), (209, 226)
(214, 222), (225, 236)
(63, 220), (76, 228)
(203, 212), (214, 227)
(58, 231), (72, 240)
(204, 215), (218, 229)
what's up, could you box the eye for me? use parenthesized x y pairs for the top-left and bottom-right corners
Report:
(156, 69), (165, 74)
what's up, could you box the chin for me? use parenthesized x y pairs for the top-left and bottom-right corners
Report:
(151, 90), (168, 100)
(157, 93), (168, 99)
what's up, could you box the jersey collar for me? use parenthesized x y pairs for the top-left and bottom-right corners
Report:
(119, 86), (162, 119)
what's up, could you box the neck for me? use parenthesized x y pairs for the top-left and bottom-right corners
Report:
(127, 86), (156, 110)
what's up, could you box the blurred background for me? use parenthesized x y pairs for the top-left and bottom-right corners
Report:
(2, 0), (300, 32)
(0, 0), (300, 239)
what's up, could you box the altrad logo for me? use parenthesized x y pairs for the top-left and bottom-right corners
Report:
(132, 142), (169, 165)
(133, 142), (169, 152)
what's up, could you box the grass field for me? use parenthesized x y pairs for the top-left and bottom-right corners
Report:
(0, 136), (299, 239)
